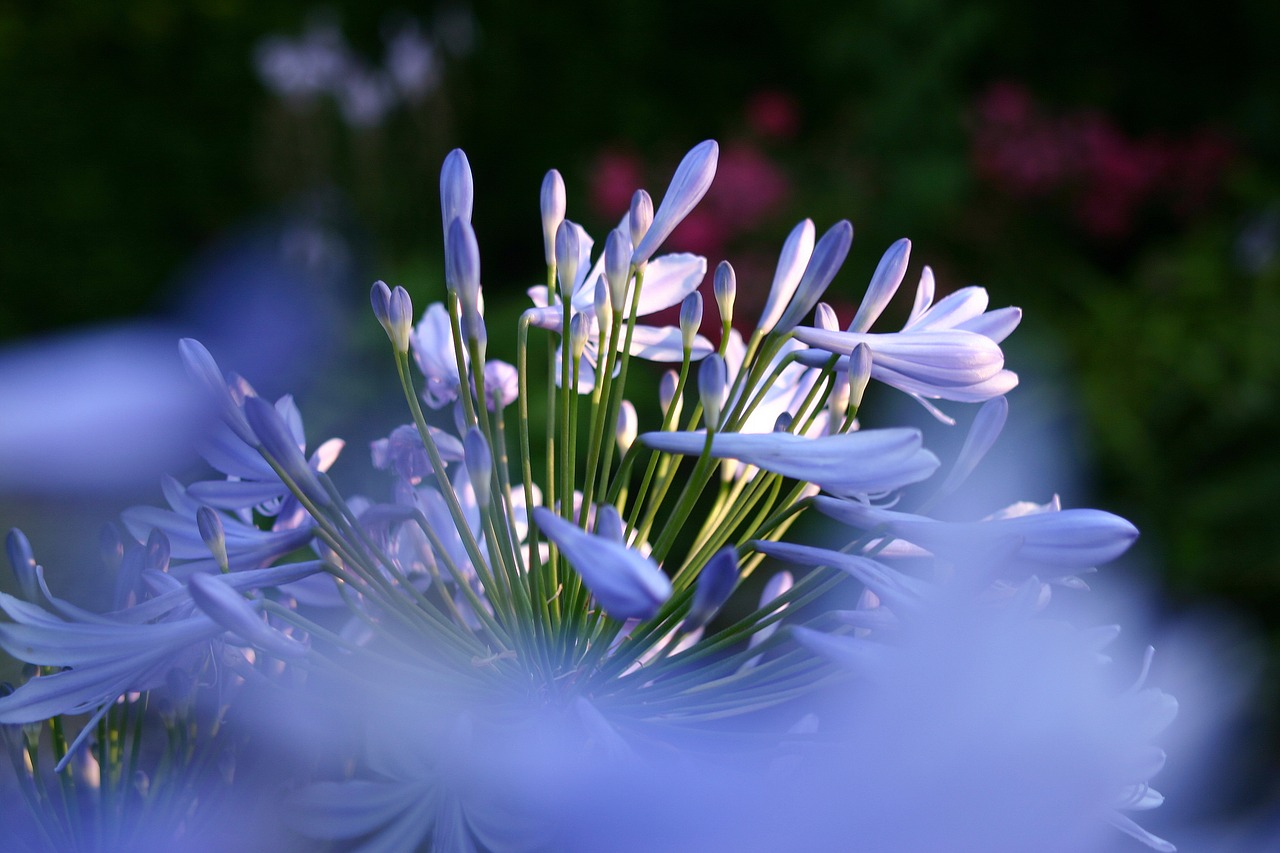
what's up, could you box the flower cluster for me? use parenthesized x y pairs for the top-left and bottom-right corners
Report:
(1, 141), (1177, 852)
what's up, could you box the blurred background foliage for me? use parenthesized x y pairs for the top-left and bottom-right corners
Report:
(2, 0), (1279, 801)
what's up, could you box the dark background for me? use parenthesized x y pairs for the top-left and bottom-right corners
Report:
(2, 0), (1278, 834)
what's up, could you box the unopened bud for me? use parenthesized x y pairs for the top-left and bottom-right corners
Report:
(440, 149), (474, 237)
(569, 312), (590, 362)
(6, 529), (39, 601)
(555, 221), (581, 301)
(446, 220), (482, 314)
(243, 396), (330, 507)
(540, 169), (566, 267)
(629, 190), (653, 249)
(659, 370), (683, 423)
(197, 507), (229, 573)
(616, 400), (638, 454)
(595, 504), (625, 544)
(698, 354), (727, 431)
(713, 261), (736, 327)
(605, 228), (632, 312)
(594, 275), (613, 336)
(463, 427), (493, 507)
(680, 292), (703, 352)
(683, 546), (739, 631)
(847, 343), (873, 414)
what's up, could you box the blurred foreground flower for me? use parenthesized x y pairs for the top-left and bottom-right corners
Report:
(0, 141), (1193, 852)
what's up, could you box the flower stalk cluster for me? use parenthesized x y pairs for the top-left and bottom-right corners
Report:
(0, 141), (1177, 852)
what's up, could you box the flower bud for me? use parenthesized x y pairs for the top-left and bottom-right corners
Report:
(440, 148), (474, 237)
(243, 396), (330, 506)
(847, 342), (873, 414)
(605, 228), (632, 312)
(555, 220), (580, 300)
(540, 169), (566, 267)
(463, 427), (493, 507)
(197, 506), (229, 573)
(594, 275), (613, 336)
(387, 287), (414, 353)
(594, 504), (625, 544)
(6, 528), (39, 601)
(629, 190), (653, 249)
(683, 546), (739, 631)
(659, 370), (683, 423)
(713, 261), (736, 327)
(189, 574), (307, 659)
(773, 412), (794, 432)
(446, 219), (482, 314)
(616, 400), (638, 454)
(569, 313), (590, 362)
(698, 354), (727, 431)
(679, 292), (703, 352)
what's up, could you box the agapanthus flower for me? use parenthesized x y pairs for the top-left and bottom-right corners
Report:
(0, 139), (1186, 853)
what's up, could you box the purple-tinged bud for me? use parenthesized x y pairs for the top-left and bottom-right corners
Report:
(189, 573), (308, 659)
(758, 220), (816, 334)
(631, 140), (718, 267)
(659, 370), (683, 423)
(446, 219), (482, 313)
(773, 412), (794, 433)
(178, 338), (255, 445)
(463, 427), (492, 507)
(144, 528), (171, 574)
(680, 292), (703, 352)
(773, 220), (854, 335)
(814, 302), (840, 332)
(683, 546), (739, 631)
(370, 279), (391, 324)
(605, 228), (632, 311)
(532, 507), (671, 620)
(616, 400), (638, 454)
(540, 169), (566, 267)
(629, 190), (653, 249)
(594, 275), (613, 335)
(6, 529), (39, 601)
(569, 312), (590, 362)
(698, 353), (727, 431)
(243, 396), (330, 506)
(555, 220), (580, 300)
(713, 261), (736, 327)
(440, 148), (474, 237)
(847, 238), (911, 333)
(197, 507), (229, 573)
(595, 504), (625, 544)
(847, 342), (873, 414)
(370, 283), (414, 353)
